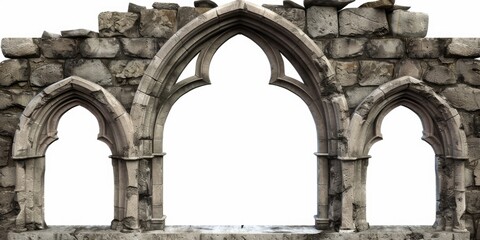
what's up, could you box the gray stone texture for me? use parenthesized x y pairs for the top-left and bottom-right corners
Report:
(0, 109), (21, 136)
(109, 60), (151, 84)
(39, 38), (78, 58)
(0, 91), (13, 110)
(424, 65), (456, 85)
(456, 59), (480, 86)
(442, 84), (480, 111)
(177, 7), (211, 30)
(394, 59), (423, 79)
(194, 0), (218, 8)
(366, 39), (404, 58)
(345, 86), (377, 108)
(447, 38), (480, 58)
(128, 3), (146, 13)
(263, 5), (306, 30)
(61, 29), (98, 38)
(406, 38), (443, 59)
(41, 31), (61, 39)
(65, 59), (112, 86)
(388, 10), (428, 37)
(334, 61), (358, 86)
(1, 38), (40, 58)
(306, 6), (338, 38)
(99, 12), (140, 38)
(120, 38), (158, 59)
(284, 0), (304, 9)
(0, 137), (11, 167)
(0, 166), (14, 188)
(152, 2), (180, 10)
(140, 9), (177, 39)
(359, 60), (394, 86)
(80, 38), (120, 58)
(0, 190), (14, 214)
(339, 8), (389, 36)
(304, 0), (355, 9)
(30, 63), (64, 87)
(0, 59), (29, 86)
(329, 38), (367, 58)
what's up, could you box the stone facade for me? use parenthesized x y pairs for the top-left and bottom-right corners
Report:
(1, 1), (480, 240)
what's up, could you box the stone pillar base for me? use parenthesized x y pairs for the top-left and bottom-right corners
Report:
(314, 215), (329, 230)
(150, 216), (166, 230)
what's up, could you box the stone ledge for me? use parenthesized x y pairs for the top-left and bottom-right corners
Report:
(8, 226), (469, 240)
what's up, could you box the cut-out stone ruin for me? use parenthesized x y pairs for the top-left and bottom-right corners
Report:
(0, 0), (479, 239)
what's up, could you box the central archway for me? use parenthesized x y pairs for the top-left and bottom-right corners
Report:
(131, 0), (348, 230)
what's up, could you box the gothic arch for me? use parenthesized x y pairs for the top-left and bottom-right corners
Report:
(342, 76), (468, 232)
(12, 76), (139, 231)
(130, 0), (349, 230)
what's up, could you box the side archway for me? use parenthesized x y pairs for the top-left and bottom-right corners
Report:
(344, 76), (468, 232)
(12, 76), (139, 231)
(130, 0), (349, 230)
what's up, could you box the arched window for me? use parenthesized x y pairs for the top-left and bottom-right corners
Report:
(163, 35), (316, 225)
(45, 106), (113, 225)
(367, 106), (435, 225)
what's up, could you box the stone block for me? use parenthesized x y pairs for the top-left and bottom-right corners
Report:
(359, 60), (394, 86)
(0, 136), (11, 167)
(98, 12), (140, 37)
(1, 38), (40, 58)
(345, 86), (377, 108)
(328, 38), (367, 58)
(128, 3), (146, 13)
(177, 7), (211, 30)
(30, 63), (64, 87)
(468, 138), (480, 186)
(0, 166), (15, 187)
(424, 65), (456, 85)
(394, 59), (423, 79)
(61, 29), (98, 38)
(12, 91), (36, 108)
(388, 10), (428, 38)
(41, 31), (61, 39)
(366, 39), (405, 58)
(442, 84), (480, 111)
(304, 0), (354, 9)
(457, 59), (480, 86)
(334, 61), (358, 86)
(140, 9), (177, 39)
(263, 5), (306, 30)
(65, 59), (112, 86)
(106, 86), (136, 111)
(80, 38), (120, 58)
(0, 91), (14, 110)
(0, 190), (14, 215)
(406, 38), (443, 59)
(120, 38), (157, 59)
(195, 0), (218, 8)
(109, 60), (151, 84)
(0, 109), (21, 136)
(39, 38), (78, 58)
(0, 59), (29, 86)
(447, 38), (480, 58)
(306, 6), (338, 38)
(152, 2), (180, 10)
(339, 8), (389, 37)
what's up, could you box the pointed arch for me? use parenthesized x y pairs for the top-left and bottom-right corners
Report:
(343, 76), (468, 232)
(12, 76), (139, 231)
(130, 0), (348, 230)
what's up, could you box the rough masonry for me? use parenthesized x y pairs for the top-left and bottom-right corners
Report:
(1, 0), (480, 239)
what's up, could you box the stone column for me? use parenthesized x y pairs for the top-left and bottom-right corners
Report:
(111, 158), (122, 230)
(314, 152), (329, 230)
(15, 160), (27, 231)
(453, 157), (467, 233)
(124, 159), (140, 231)
(354, 157), (369, 231)
(339, 157), (355, 232)
(151, 153), (166, 230)
(434, 155), (445, 230)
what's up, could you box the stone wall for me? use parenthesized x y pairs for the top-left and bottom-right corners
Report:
(1, 1), (480, 239)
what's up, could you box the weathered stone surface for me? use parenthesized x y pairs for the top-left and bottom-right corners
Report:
(30, 63), (64, 87)
(306, 6), (338, 38)
(194, 0), (218, 8)
(80, 38), (120, 58)
(442, 84), (480, 111)
(128, 3), (146, 13)
(366, 38), (404, 58)
(65, 59), (112, 86)
(334, 61), (358, 86)
(466, 190), (480, 213)
(0, 59), (29, 86)
(152, 2), (180, 10)
(140, 9), (176, 39)
(345, 86), (377, 108)
(0, 190), (14, 215)
(339, 8), (389, 36)
(304, 0), (354, 9)
(457, 59), (480, 86)
(39, 38), (78, 58)
(359, 0), (394, 9)
(61, 29), (99, 38)
(262, 5), (306, 30)
(41, 31), (61, 39)
(109, 60), (151, 82)
(0, 166), (15, 188)
(0, 91), (13, 110)
(0, 109), (22, 136)
(12, 90), (36, 108)
(1, 38), (40, 58)
(177, 7), (211, 30)
(284, 0), (304, 9)
(424, 65), (456, 85)
(120, 38), (157, 59)
(388, 10), (428, 38)
(394, 59), (422, 79)
(447, 38), (480, 58)
(407, 38), (443, 59)
(329, 38), (367, 58)
(0, 137), (11, 167)
(467, 138), (480, 186)
(106, 86), (136, 111)
(359, 60), (394, 86)
(98, 12), (140, 37)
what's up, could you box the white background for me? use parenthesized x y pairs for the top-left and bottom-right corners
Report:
(0, 0), (478, 227)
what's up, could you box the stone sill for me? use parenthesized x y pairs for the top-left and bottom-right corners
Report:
(8, 225), (469, 240)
